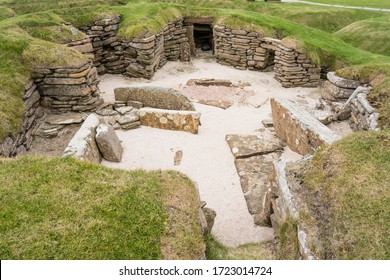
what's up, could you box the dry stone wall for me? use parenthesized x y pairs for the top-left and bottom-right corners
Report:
(320, 72), (379, 131)
(80, 17), (190, 79)
(0, 81), (43, 157)
(214, 25), (320, 87)
(32, 61), (103, 114)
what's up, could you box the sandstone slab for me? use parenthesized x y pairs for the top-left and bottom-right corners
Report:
(138, 108), (201, 134)
(45, 112), (88, 125)
(95, 124), (123, 162)
(186, 79), (233, 87)
(114, 86), (195, 111)
(226, 134), (284, 159)
(63, 113), (101, 163)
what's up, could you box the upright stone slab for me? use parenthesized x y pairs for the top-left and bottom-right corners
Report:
(138, 108), (201, 134)
(114, 86), (195, 111)
(95, 124), (123, 162)
(63, 113), (101, 163)
(271, 98), (341, 155)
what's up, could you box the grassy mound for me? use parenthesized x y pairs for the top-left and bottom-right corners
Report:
(302, 131), (390, 259)
(335, 17), (390, 56)
(0, 156), (204, 259)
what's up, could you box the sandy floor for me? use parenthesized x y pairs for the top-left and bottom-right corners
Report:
(100, 58), (323, 247)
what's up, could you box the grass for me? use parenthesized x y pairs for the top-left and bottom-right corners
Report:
(306, 0), (390, 9)
(335, 17), (390, 56)
(0, 6), (15, 21)
(0, 156), (204, 259)
(205, 235), (274, 260)
(302, 131), (390, 259)
(274, 218), (300, 260)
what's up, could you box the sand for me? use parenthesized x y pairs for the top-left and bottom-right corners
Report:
(99, 58), (323, 247)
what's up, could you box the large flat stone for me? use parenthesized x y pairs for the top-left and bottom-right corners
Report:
(226, 134), (284, 159)
(138, 108), (201, 134)
(114, 86), (195, 111)
(321, 80), (355, 100)
(45, 112), (88, 125)
(271, 98), (341, 155)
(186, 79), (233, 87)
(235, 153), (280, 226)
(63, 113), (101, 163)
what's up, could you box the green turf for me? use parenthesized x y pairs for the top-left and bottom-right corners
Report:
(303, 131), (390, 259)
(0, 156), (203, 259)
(335, 17), (390, 56)
(306, 0), (390, 9)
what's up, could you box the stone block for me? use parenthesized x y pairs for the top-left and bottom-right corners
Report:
(138, 108), (201, 134)
(95, 124), (123, 162)
(327, 72), (360, 89)
(271, 98), (341, 155)
(114, 86), (195, 111)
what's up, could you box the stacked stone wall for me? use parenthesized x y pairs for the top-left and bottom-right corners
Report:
(0, 81), (43, 157)
(320, 72), (378, 131)
(32, 61), (103, 114)
(214, 25), (320, 87)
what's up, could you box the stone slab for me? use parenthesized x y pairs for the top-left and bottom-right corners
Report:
(327, 72), (360, 89)
(138, 108), (201, 134)
(96, 124), (123, 162)
(45, 112), (88, 125)
(114, 86), (195, 111)
(226, 134), (284, 159)
(63, 113), (101, 163)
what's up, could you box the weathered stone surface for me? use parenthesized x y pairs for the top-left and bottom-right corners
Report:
(174, 150), (183, 166)
(71, 43), (93, 54)
(196, 99), (233, 109)
(95, 124), (123, 162)
(235, 153), (280, 226)
(45, 112), (88, 125)
(114, 87), (195, 111)
(63, 113), (101, 163)
(38, 84), (91, 97)
(116, 106), (133, 115)
(327, 72), (360, 89)
(180, 42), (191, 62)
(226, 134), (284, 159)
(138, 108), (201, 134)
(271, 98), (341, 155)
(321, 80), (355, 100)
(186, 79), (233, 87)
(127, 100), (143, 109)
(116, 113), (140, 125)
(202, 207), (217, 234)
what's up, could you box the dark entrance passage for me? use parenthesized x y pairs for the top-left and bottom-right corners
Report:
(184, 17), (214, 57)
(194, 24), (213, 52)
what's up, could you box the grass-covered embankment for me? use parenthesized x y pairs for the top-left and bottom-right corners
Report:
(302, 131), (390, 259)
(0, 156), (204, 259)
(335, 17), (390, 56)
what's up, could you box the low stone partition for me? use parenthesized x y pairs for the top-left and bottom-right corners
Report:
(63, 113), (101, 163)
(138, 108), (201, 134)
(214, 25), (320, 87)
(1, 81), (44, 157)
(271, 98), (341, 155)
(32, 61), (103, 114)
(114, 87), (195, 111)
